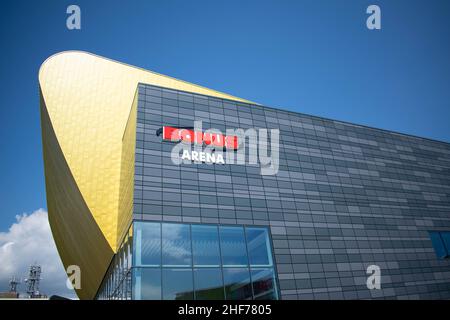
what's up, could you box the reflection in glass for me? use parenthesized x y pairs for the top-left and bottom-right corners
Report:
(219, 226), (248, 266)
(162, 223), (192, 266)
(192, 225), (221, 266)
(194, 268), (224, 300)
(251, 268), (278, 300)
(223, 268), (252, 300)
(162, 268), (193, 300)
(246, 228), (272, 266)
(136, 222), (160, 266)
(133, 268), (161, 300)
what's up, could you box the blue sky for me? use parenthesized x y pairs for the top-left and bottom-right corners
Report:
(0, 0), (449, 232)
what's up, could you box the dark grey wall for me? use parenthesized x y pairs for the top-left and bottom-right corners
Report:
(133, 83), (450, 299)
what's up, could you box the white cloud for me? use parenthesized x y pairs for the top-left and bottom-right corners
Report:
(0, 209), (77, 299)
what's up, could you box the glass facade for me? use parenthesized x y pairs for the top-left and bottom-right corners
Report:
(429, 231), (450, 259)
(98, 83), (450, 300)
(132, 222), (278, 300)
(97, 228), (133, 300)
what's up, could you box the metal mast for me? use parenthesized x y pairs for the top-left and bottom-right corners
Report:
(9, 276), (20, 293)
(24, 265), (42, 298)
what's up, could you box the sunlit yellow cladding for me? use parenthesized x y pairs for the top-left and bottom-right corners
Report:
(39, 51), (252, 299)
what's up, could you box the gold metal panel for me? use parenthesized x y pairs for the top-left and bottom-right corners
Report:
(117, 89), (138, 248)
(40, 95), (114, 299)
(39, 51), (252, 299)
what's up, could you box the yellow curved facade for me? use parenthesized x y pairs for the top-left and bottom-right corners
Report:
(39, 51), (252, 299)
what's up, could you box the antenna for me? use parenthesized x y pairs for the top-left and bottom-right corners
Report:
(24, 264), (42, 298)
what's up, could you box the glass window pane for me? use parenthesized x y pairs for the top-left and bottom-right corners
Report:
(136, 222), (160, 266)
(194, 268), (224, 300)
(162, 268), (193, 300)
(162, 223), (192, 266)
(192, 225), (221, 266)
(430, 231), (448, 259)
(246, 228), (272, 267)
(133, 268), (161, 300)
(440, 232), (450, 255)
(223, 268), (252, 300)
(251, 268), (278, 300)
(219, 226), (248, 266)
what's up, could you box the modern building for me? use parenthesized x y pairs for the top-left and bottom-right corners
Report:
(39, 51), (450, 300)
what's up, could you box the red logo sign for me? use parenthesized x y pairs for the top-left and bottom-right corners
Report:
(162, 126), (238, 150)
